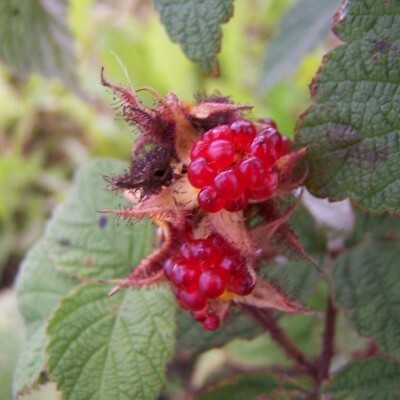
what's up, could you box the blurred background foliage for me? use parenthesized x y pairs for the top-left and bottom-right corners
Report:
(0, 0), (337, 398)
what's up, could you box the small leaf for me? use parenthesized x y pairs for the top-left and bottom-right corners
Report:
(295, 0), (400, 212)
(0, 0), (78, 87)
(44, 158), (154, 280)
(14, 241), (77, 395)
(152, 0), (233, 74)
(47, 283), (176, 400)
(325, 357), (400, 399)
(176, 308), (262, 355)
(333, 242), (400, 356)
(260, 0), (342, 93)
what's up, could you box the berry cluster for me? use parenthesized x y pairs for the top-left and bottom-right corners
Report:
(187, 119), (290, 212)
(163, 233), (255, 330)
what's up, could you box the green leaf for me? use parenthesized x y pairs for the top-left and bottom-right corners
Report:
(325, 357), (400, 399)
(260, 0), (342, 93)
(47, 283), (176, 400)
(177, 308), (262, 355)
(152, 0), (233, 74)
(0, 0), (78, 87)
(14, 241), (77, 395)
(44, 158), (154, 280)
(348, 210), (400, 246)
(16, 241), (78, 332)
(295, 0), (400, 212)
(333, 242), (400, 356)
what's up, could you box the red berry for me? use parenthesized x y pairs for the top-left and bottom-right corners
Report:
(235, 156), (266, 190)
(198, 268), (227, 298)
(163, 257), (176, 279)
(198, 186), (225, 213)
(170, 260), (199, 288)
(257, 127), (282, 157)
(179, 288), (207, 311)
(224, 191), (249, 212)
(203, 125), (233, 142)
(192, 310), (221, 330)
(190, 140), (208, 160)
(230, 119), (257, 150)
(219, 255), (245, 275)
(180, 242), (193, 260)
(279, 136), (291, 157)
(228, 272), (255, 296)
(187, 157), (216, 188)
(202, 313), (220, 330)
(250, 170), (278, 199)
(214, 169), (243, 200)
(189, 239), (219, 269)
(249, 135), (277, 168)
(204, 139), (235, 170)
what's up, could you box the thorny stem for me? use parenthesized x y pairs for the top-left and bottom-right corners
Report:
(317, 296), (337, 386)
(244, 306), (317, 376)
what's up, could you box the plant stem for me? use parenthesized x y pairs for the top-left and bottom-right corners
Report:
(317, 296), (337, 385)
(244, 305), (317, 376)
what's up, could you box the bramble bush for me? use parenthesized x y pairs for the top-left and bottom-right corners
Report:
(3, 0), (400, 399)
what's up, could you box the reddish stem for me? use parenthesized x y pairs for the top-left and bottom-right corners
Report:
(244, 306), (317, 376)
(317, 296), (337, 385)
